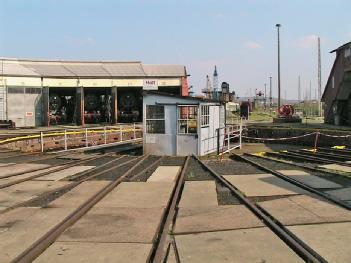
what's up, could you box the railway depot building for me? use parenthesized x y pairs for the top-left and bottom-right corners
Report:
(322, 41), (351, 126)
(0, 58), (188, 127)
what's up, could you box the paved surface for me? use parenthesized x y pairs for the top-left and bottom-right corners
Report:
(49, 181), (110, 208)
(0, 181), (69, 208)
(277, 169), (310, 176)
(285, 175), (341, 189)
(0, 207), (72, 262)
(34, 166), (95, 181)
(326, 187), (351, 201)
(166, 245), (177, 263)
(319, 164), (351, 173)
(96, 182), (174, 208)
(179, 181), (218, 207)
(223, 174), (307, 197)
(0, 166), (62, 186)
(288, 222), (351, 263)
(58, 207), (164, 243)
(35, 242), (152, 263)
(175, 205), (264, 234)
(147, 166), (181, 182)
(259, 195), (351, 225)
(0, 163), (15, 167)
(175, 227), (303, 263)
(0, 163), (50, 177)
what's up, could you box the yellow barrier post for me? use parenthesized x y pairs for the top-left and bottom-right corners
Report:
(85, 128), (88, 147)
(40, 132), (44, 153)
(64, 130), (68, 151)
(133, 123), (136, 139)
(120, 124), (122, 142)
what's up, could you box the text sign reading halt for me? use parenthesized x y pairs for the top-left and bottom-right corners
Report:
(143, 79), (158, 90)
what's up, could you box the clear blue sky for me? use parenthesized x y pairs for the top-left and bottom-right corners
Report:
(0, 0), (350, 99)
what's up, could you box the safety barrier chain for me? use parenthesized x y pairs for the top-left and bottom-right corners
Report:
(243, 131), (351, 142)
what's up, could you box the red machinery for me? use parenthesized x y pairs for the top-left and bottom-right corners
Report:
(277, 104), (294, 117)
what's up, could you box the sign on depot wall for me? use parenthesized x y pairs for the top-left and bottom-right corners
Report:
(143, 79), (158, 90)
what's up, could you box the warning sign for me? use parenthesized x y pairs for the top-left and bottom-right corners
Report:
(26, 112), (33, 117)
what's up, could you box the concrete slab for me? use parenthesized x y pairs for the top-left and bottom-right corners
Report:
(0, 166), (62, 186)
(0, 181), (69, 208)
(319, 164), (351, 173)
(0, 163), (51, 178)
(35, 242), (152, 263)
(277, 169), (310, 176)
(276, 169), (341, 188)
(96, 182), (174, 208)
(49, 181), (110, 208)
(179, 181), (218, 208)
(288, 222), (351, 263)
(58, 207), (164, 243)
(147, 166), (181, 182)
(223, 174), (307, 197)
(0, 163), (15, 167)
(0, 207), (73, 262)
(259, 195), (351, 225)
(175, 228), (303, 263)
(174, 205), (264, 234)
(288, 175), (341, 189)
(326, 187), (351, 201)
(34, 166), (95, 181)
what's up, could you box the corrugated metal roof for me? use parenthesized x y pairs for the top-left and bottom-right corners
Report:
(142, 64), (186, 77)
(103, 63), (145, 77)
(0, 58), (186, 78)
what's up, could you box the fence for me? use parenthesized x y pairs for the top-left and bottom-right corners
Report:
(217, 119), (244, 155)
(38, 124), (142, 152)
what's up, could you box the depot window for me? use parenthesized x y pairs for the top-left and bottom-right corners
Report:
(178, 106), (198, 134)
(146, 105), (165, 134)
(201, 105), (210, 127)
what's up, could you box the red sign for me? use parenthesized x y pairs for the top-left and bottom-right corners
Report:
(26, 112), (33, 117)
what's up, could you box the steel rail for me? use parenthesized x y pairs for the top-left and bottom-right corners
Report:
(296, 149), (351, 161)
(244, 153), (351, 178)
(287, 150), (351, 167)
(317, 147), (351, 154)
(265, 151), (331, 165)
(193, 155), (327, 263)
(125, 156), (165, 182)
(149, 156), (189, 263)
(232, 153), (351, 211)
(0, 153), (115, 189)
(0, 155), (107, 182)
(0, 155), (137, 214)
(12, 154), (149, 263)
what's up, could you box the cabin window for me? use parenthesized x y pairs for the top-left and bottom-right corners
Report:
(201, 105), (210, 127)
(146, 105), (165, 134)
(178, 106), (198, 134)
(345, 47), (351, 58)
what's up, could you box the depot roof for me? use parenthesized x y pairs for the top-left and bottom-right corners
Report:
(0, 58), (187, 78)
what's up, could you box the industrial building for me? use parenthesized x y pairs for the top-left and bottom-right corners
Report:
(143, 91), (225, 156)
(322, 41), (351, 126)
(0, 58), (188, 127)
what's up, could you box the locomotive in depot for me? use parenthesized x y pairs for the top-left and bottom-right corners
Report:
(49, 90), (142, 125)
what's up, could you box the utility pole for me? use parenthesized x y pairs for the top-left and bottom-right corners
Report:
(298, 75), (301, 102)
(318, 36), (322, 116)
(276, 24), (281, 109)
(213, 66), (218, 100)
(269, 76), (272, 107)
(264, 83), (267, 110)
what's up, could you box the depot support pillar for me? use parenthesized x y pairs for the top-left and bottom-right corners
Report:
(112, 87), (118, 124)
(42, 86), (49, 126)
(76, 86), (84, 126)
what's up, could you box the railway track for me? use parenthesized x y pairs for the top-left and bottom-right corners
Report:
(2, 151), (351, 262)
(234, 153), (351, 210)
